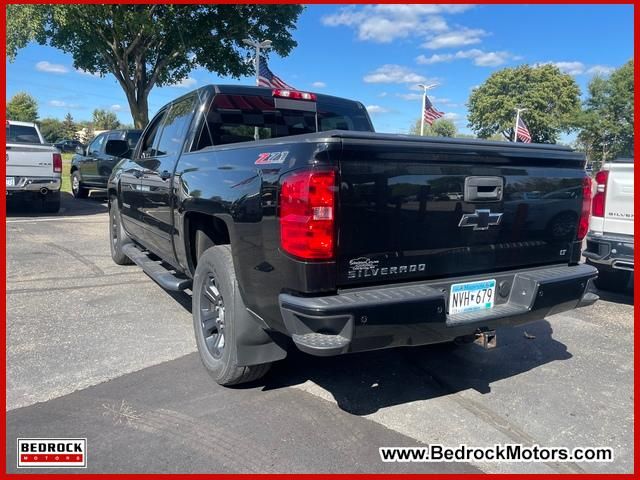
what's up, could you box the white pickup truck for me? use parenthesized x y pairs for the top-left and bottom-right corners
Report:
(584, 158), (634, 292)
(6, 120), (62, 213)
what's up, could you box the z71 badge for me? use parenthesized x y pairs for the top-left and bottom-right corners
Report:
(255, 151), (289, 165)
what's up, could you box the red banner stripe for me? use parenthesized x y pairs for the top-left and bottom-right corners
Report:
(21, 454), (84, 463)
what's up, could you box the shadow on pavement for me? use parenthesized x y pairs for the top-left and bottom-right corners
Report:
(7, 191), (108, 218)
(594, 287), (633, 306)
(255, 320), (572, 416)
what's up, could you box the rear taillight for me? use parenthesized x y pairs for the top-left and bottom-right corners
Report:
(279, 169), (336, 260)
(591, 170), (609, 217)
(577, 176), (592, 241)
(52, 153), (62, 173)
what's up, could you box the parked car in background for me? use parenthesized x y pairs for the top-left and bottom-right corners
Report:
(584, 158), (634, 292)
(70, 129), (141, 198)
(6, 120), (62, 212)
(107, 85), (598, 386)
(54, 139), (84, 153)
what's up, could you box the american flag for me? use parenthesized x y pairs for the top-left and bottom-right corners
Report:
(516, 116), (532, 143)
(423, 95), (444, 125)
(257, 56), (294, 90)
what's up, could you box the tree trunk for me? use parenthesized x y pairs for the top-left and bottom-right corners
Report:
(125, 92), (149, 129)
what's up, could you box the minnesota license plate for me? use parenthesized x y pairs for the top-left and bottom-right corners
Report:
(449, 279), (496, 315)
(6, 176), (15, 187)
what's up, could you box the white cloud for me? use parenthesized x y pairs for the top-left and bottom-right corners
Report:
(170, 77), (197, 88)
(544, 61), (586, 75)
(396, 93), (453, 104)
(36, 61), (68, 74)
(378, 92), (389, 97)
(443, 112), (461, 121)
(416, 53), (455, 65)
(397, 93), (423, 101)
(48, 100), (80, 109)
(76, 68), (101, 77)
(422, 28), (486, 49)
(321, 5), (473, 44)
(539, 61), (617, 77)
(363, 64), (427, 84)
(586, 65), (615, 76)
(311, 81), (326, 88)
(417, 49), (515, 67)
(110, 104), (122, 112)
(366, 105), (389, 114)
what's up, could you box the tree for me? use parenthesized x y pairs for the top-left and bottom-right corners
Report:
(92, 109), (120, 130)
(62, 112), (77, 139)
(578, 60), (633, 170)
(467, 64), (581, 143)
(409, 118), (457, 137)
(7, 5), (304, 128)
(6, 91), (38, 122)
(38, 118), (65, 142)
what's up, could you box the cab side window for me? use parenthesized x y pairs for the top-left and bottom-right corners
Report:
(155, 96), (196, 157)
(88, 134), (105, 155)
(139, 111), (166, 158)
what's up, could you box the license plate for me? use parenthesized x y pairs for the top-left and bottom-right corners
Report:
(6, 177), (15, 187)
(449, 279), (496, 315)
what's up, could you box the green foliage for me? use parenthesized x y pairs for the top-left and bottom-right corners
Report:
(38, 118), (65, 143)
(409, 118), (457, 137)
(6, 91), (38, 122)
(62, 112), (77, 139)
(578, 60), (633, 169)
(92, 109), (120, 130)
(467, 64), (581, 143)
(7, 4), (304, 127)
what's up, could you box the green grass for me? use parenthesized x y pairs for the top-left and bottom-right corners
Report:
(61, 153), (73, 193)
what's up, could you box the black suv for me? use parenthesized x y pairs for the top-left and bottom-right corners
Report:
(70, 129), (141, 198)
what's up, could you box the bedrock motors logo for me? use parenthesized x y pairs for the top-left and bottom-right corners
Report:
(17, 438), (87, 468)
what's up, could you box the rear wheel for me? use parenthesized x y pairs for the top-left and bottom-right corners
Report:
(593, 268), (631, 292)
(71, 171), (89, 199)
(109, 197), (134, 265)
(193, 245), (271, 386)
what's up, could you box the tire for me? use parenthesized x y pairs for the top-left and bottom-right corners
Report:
(594, 268), (631, 292)
(192, 245), (271, 386)
(71, 170), (89, 199)
(41, 191), (61, 213)
(109, 197), (134, 265)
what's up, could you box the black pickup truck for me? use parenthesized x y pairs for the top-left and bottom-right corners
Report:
(108, 85), (598, 386)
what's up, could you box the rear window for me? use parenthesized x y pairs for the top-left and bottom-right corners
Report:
(7, 124), (42, 144)
(193, 94), (373, 150)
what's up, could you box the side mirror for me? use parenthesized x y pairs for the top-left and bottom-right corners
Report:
(75, 146), (86, 155)
(105, 139), (129, 158)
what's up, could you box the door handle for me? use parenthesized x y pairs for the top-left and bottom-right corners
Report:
(464, 176), (503, 202)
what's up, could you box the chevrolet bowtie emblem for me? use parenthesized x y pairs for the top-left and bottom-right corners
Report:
(458, 209), (503, 231)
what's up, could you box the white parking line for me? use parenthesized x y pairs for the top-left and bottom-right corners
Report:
(6, 215), (106, 224)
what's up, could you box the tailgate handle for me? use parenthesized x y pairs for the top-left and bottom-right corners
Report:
(464, 176), (503, 202)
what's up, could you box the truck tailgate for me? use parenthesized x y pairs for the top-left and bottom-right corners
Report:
(335, 133), (587, 287)
(602, 161), (634, 236)
(6, 144), (57, 177)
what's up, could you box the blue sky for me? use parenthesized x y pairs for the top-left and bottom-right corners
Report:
(6, 4), (634, 138)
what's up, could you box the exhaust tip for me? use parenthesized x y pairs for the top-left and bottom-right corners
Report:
(40, 187), (49, 195)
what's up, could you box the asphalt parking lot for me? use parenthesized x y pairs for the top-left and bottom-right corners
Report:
(6, 193), (634, 474)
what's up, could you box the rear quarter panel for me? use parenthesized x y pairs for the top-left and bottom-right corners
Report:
(174, 139), (340, 331)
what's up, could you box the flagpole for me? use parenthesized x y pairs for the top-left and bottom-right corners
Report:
(513, 107), (527, 142)
(243, 38), (272, 140)
(242, 38), (273, 86)
(417, 83), (438, 136)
